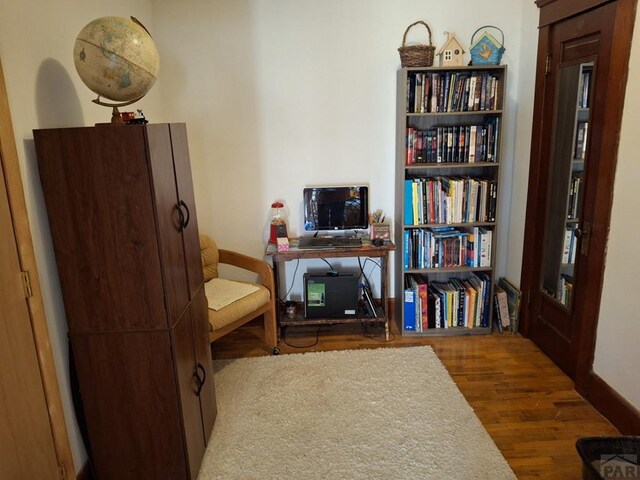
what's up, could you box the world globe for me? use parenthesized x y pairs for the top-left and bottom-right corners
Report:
(73, 16), (159, 109)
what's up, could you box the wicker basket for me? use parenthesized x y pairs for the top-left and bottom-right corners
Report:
(398, 21), (435, 67)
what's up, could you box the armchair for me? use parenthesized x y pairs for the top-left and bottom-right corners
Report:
(200, 234), (278, 353)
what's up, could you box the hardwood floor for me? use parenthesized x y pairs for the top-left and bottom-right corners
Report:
(212, 317), (618, 479)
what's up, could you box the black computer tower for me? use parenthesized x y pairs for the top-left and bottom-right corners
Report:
(303, 273), (359, 318)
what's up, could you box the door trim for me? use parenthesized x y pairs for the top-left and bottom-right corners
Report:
(0, 59), (75, 478)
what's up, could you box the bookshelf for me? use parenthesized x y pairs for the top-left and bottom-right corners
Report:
(394, 65), (507, 336)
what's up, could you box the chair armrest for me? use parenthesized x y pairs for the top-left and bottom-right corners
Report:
(218, 249), (275, 294)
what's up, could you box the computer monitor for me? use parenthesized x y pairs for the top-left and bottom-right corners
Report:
(303, 185), (369, 232)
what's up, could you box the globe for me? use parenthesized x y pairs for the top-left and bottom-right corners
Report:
(73, 16), (159, 106)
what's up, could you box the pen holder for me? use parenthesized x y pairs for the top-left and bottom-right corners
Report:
(370, 223), (391, 241)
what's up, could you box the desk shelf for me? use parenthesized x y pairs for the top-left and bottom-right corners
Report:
(265, 239), (395, 341)
(278, 301), (385, 327)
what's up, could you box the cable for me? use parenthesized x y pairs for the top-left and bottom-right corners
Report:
(358, 256), (381, 292)
(321, 258), (334, 270)
(280, 259), (300, 302)
(362, 257), (382, 272)
(360, 321), (396, 343)
(281, 324), (321, 349)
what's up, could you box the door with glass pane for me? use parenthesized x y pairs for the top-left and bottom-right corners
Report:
(521, 1), (627, 379)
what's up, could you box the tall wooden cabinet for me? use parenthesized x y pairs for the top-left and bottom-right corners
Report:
(521, 0), (637, 386)
(34, 123), (216, 480)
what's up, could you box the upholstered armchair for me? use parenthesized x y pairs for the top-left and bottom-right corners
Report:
(200, 234), (278, 353)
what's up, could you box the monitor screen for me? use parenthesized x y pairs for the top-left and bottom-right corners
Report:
(303, 186), (369, 232)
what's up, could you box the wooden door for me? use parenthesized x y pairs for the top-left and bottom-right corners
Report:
(0, 154), (59, 480)
(191, 286), (217, 443)
(147, 124), (191, 323)
(34, 126), (168, 334)
(169, 123), (204, 298)
(72, 331), (187, 480)
(521, 0), (636, 380)
(171, 308), (206, 479)
(0, 56), (74, 480)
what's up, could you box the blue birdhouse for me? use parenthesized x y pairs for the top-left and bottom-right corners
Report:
(469, 26), (505, 65)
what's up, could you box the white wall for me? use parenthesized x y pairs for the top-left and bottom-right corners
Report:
(593, 5), (640, 410)
(0, 0), (162, 471)
(152, 0), (535, 296)
(505, 2), (539, 284)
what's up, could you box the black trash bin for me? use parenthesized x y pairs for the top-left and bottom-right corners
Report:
(576, 436), (640, 480)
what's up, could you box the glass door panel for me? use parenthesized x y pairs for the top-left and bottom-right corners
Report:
(540, 61), (593, 310)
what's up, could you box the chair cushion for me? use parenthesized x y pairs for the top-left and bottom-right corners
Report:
(200, 234), (219, 281)
(207, 281), (270, 330)
(204, 278), (259, 311)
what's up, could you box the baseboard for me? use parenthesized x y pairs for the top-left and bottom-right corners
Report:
(586, 370), (640, 434)
(76, 461), (95, 480)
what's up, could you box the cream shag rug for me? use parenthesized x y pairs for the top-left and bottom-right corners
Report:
(198, 346), (515, 480)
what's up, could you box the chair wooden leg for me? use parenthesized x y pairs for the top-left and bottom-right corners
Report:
(263, 307), (277, 349)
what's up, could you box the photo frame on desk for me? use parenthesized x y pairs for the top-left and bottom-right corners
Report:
(371, 223), (391, 241)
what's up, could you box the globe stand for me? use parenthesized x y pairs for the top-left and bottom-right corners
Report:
(110, 106), (124, 125)
(92, 96), (145, 125)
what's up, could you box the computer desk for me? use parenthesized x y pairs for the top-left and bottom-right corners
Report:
(265, 239), (395, 342)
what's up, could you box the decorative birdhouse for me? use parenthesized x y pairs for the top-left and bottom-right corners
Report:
(437, 32), (465, 67)
(469, 26), (505, 65)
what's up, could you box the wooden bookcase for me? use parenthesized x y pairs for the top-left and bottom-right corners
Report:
(394, 65), (507, 336)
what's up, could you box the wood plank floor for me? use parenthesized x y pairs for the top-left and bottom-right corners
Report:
(212, 318), (618, 479)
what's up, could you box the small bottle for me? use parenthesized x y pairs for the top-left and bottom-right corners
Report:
(269, 201), (288, 244)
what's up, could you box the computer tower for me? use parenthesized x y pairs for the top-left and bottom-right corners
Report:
(303, 273), (359, 318)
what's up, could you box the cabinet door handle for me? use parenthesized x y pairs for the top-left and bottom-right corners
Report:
(179, 200), (190, 229)
(196, 362), (206, 391)
(576, 221), (591, 256)
(192, 368), (203, 395)
(176, 202), (186, 232)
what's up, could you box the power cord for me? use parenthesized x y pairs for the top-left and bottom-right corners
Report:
(279, 259), (300, 302)
(321, 258), (334, 270)
(281, 324), (321, 349)
(360, 321), (396, 343)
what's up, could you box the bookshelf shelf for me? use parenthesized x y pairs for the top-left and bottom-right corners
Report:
(406, 162), (500, 170)
(405, 222), (496, 229)
(404, 266), (493, 274)
(407, 110), (503, 117)
(395, 65), (507, 335)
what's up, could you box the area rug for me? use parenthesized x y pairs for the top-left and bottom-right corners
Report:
(197, 346), (515, 480)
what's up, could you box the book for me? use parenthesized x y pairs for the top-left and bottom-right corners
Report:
(404, 179), (414, 226)
(479, 227), (492, 267)
(411, 274), (430, 331)
(403, 288), (416, 331)
(575, 122), (588, 159)
(494, 285), (510, 329)
(493, 293), (504, 334)
(428, 286), (442, 328)
(498, 277), (521, 333)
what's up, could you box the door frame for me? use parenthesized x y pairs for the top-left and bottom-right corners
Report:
(521, 0), (637, 393)
(0, 59), (75, 478)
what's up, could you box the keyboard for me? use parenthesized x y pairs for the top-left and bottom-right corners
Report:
(297, 237), (363, 249)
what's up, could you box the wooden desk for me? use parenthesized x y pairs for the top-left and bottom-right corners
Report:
(265, 239), (395, 342)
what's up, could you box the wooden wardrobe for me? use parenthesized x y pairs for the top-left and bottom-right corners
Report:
(34, 123), (216, 479)
(520, 0), (636, 419)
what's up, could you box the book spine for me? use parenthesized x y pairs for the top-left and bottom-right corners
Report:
(403, 289), (416, 331)
(404, 179), (414, 226)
